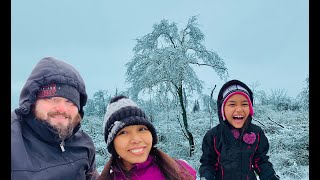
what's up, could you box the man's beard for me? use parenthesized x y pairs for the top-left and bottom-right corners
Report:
(35, 111), (81, 140)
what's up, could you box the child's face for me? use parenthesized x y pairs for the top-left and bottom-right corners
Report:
(113, 125), (153, 171)
(224, 94), (250, 128)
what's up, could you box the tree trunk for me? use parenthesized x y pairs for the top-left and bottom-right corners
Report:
(177, 85), (195, 156)
(210, 85), (216, 128)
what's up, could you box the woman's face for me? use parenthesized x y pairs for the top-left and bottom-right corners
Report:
(224, 94), (250, 128)
(113, 125), (153, 171)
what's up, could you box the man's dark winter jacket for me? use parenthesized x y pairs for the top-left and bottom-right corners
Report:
(199, 80), (279, 180)
(11, 57), (98, 180)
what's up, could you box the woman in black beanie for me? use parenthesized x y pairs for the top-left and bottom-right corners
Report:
(98, 95), (196, 180)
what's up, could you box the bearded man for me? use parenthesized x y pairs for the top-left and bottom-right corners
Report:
(11, 57), (99, 180)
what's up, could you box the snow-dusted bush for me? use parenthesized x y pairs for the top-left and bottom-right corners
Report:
(81, 115), (110, 171)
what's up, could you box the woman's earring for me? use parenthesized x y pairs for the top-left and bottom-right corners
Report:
(118, 155), (121, 159)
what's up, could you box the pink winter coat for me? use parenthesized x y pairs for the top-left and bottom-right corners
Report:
(112, 155), (196, 180)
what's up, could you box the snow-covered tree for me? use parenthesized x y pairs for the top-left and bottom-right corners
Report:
(125, 16), (228, 156)
(296, 76), (309, 111)
(202, 85), (217, 128)
(192, 99), (200, 112)
(84, 90), (111, 117)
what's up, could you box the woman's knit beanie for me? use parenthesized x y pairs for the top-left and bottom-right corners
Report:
(103, 95), (158, 153)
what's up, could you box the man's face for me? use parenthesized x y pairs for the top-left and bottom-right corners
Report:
(34, 96), (81, 140)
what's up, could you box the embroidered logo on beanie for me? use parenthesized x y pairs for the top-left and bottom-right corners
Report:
(221, 84), (254, 120)
(37, 83), (80, 110)
(103, 95), (158, 154)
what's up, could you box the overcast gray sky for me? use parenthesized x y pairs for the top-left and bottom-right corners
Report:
(11, 0), (309, 110)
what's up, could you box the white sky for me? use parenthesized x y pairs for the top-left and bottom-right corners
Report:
(11, 0), (309, 110)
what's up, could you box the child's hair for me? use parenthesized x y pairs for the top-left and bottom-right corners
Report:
(98, 147), (194, 180)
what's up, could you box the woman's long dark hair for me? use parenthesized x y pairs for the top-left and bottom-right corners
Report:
(98, 147), (194, 180)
